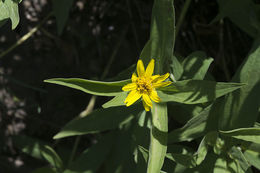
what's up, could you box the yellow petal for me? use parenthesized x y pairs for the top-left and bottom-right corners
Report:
(142, 100), (150, 111)
(142, 94), (152, 107)
(137, 59), (145, 77)
(152, 73), (170, 83)
(153, 81), (172, 88)
(125, 90), (141, 106)
(131, 73), (138, 82)
(151, 75), (160, 80)
(145, 59), (154, 77)
(122, 83), (137, 91)
(150, 90), (160, 103)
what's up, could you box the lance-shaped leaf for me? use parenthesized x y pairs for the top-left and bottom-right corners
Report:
(0, 0), (21, 29)
(181, 51), (213, 80)
(244, 144), (260, 170)
(219, 127), (260, 144)
(218, 37), (260, 130)
(40, 145), (64, 172)
(139, 0), (176, 75)
(228, 146), (250, 172)
(53, 105), (140, 139)
(159, 80), (245, 104)
(103, 80), (244, 108)
(44, 78), (130, 96)
(168, 105), (212, 143)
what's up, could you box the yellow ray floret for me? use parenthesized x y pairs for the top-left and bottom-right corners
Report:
(122, 59), (172, 111)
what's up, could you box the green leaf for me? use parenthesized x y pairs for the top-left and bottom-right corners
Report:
(181, 153), (227, 173)
(102, 92), (128, 108)
(31, 167), (57, 173)
(138, 145), (149, 163)
(136, 145), (149, 173)
(159, 80), (245, 104)
(40, 145), (64, 171)
(170, 55), (183, 81)
(168, 105), (212, 143)
(228, 146), (250, 172)
(166, 145), (196, 168)
(103, 80), (245, 108)
(212, 0), (259, 37)
(220, 127), (260, 144)
(64, 132), (116, 173)
(218, 37), (260, 130)
(181, 51), (213, 80)
(147, 103), (168, 173)
(194, 136), (208, 165)
(12, 135), (49, 160)
(244, 149), (260, 170)
(53, 105), (140, 139)
(0, 0), (20, 29)
(52, 0), (74, 35)
(140, 0), (175, 74)
(44, 78), (130, 96)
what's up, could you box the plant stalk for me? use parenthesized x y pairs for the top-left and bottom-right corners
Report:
(0, 12), (53, 59)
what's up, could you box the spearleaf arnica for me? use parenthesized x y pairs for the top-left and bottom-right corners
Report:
(122, 59), (171, 111)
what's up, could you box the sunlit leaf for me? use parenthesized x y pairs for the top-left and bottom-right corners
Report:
(244, 150), (260, 170)
(181, 51), (213, 80)
(0, 0), (21, 29)
(194, 136), (208, 166)
(102, 92), (128, 108)
(159, 80), (245, 104)
(220, 127), (260, 144)
(228, 146), (250, 172)
(103, 80), (245, 108)
(40, 145), (64, 171)
(139, 0), (176, 74)
(44, 78), (130, 96)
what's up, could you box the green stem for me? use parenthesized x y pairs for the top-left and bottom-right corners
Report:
(0, 12), (53, 59)
(175, 0), (191, 38)
(147, 103), (168, 173)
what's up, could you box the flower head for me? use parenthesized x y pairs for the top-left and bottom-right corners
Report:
(122, 59), (171, 111)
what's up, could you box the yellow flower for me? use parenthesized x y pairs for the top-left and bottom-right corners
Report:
(122, 59), (172, 111)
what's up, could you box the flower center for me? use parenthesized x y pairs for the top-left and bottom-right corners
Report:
(136, 77), (152, 94)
